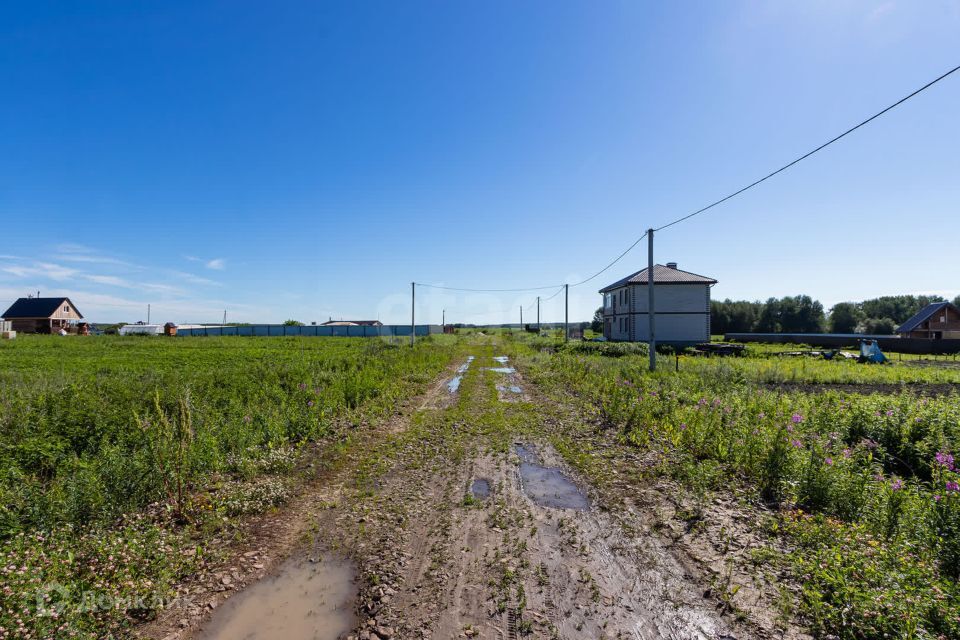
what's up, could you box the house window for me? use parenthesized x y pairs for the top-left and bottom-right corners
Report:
(64, 305), (70, 313)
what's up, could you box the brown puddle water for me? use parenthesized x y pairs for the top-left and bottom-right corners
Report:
(513, 444), (590, 511)
(194, 555), (356, 640)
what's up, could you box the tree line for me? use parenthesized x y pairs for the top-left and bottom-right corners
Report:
(711, 294), (960, 335)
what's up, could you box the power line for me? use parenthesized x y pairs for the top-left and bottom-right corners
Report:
(415, 282), (563, 293)
(569, 232), (648, 288)
(415, 63), (959, 294)
(653, 62), (960, 233)
(541, 285), (565, 302)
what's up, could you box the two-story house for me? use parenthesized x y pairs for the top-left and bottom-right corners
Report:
(599, 263), (716, 345)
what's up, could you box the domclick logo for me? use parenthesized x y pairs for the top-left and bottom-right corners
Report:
(34, 582), (193, 617)
(35, 582), (70, 618)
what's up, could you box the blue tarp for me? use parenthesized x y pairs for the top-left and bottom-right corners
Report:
(859, 339), (888, 363)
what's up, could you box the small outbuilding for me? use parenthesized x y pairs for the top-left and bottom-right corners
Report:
(320, 320), (383, 327)
(897, 302), (960, 339)
(1, 297), (83, 334)
(599, 263), (717, 345)
(118, 323), (165, 336)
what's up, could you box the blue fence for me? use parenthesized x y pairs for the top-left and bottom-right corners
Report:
(176, 324), (441, 338)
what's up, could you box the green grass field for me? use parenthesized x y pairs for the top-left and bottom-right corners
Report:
(514, 335), (960, 638)
(3, 333), (960, 639)
(0, 335), (456, 638)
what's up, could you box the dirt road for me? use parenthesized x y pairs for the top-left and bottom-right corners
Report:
(149, 344), (789, 640)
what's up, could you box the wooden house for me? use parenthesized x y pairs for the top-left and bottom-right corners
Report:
(1, 297), (84, 334)
(897, 302), (960, 339)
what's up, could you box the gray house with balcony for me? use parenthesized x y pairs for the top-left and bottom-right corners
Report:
(599, 263), (716, 345)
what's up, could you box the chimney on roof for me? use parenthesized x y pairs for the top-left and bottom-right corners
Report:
(666, 262), (678, 270)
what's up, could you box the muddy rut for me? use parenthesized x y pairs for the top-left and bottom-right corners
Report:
(165, 350), (763, 640)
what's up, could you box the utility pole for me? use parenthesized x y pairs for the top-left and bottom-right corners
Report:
(647, 229), (656, 371)
(442, 309), (445, 326)
(564, 284), (569, 342)
(223, 309), (227, 326)
(520, 306), (523, 331)
(147, 304), (151, 324)
(536, 296), (540, 331)
(410, 282), (415, 347)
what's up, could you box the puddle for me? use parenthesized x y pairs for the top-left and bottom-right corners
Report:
(471, 478), (491, 500)
(456, 356), (475, 374)
(513, 444), (590, 511)
(493, 356), (509, 364)
(195, 555), (356, 640)
(448, 356), (475, 393)
(487, 367), (516, 374)
(514, 443), (539, 463)
(496, 385), (522, 394)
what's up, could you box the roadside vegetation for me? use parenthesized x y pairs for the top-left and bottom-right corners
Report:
(0, 335), (455, 639)
(711, 293), (957, 335)
(5, 331), (960, 639)
(516, 334), (960, 639)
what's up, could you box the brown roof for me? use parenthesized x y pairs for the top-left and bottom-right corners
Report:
(599, 265), (716, 292)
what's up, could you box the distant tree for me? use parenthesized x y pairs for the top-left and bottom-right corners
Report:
(711, 299), (762, 334)
(954, 295), (960, 308)
(283, 319), (303, 326)
(729, 300), (762, 333)
(860, 295), (944, 325)
(860, 317), (897, 335)
(741, 295), (825, 333)
(710, 301), (731, 335)
(591, 307), (603, 333)
(789, 295), (826, 332)
(829, 302), (861, 334)
(754, 298), (782, 333)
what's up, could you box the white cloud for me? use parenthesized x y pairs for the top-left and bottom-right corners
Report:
(54, 242), (96, 254)
(0, 284), (265, 324)
(2, 262), (78, 281)
(166, 270), (220, 287)
(54, 253), (133, 267)
(185, 255), (226, 271)
(0, 245), (252, 323)
(82, 274), (130, 287)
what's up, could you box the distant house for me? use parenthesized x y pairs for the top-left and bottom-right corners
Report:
(320, 320), (383, 327)
(599, 263), (716, 345)
(1, 297), (83, 334)
(897, 302), (960, 339)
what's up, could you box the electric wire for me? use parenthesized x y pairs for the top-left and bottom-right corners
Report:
(415, 63), (960, 295)
(414, 282), (563, 293)
(652, 62), (960, 233)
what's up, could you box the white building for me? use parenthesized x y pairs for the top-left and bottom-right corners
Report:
(118, 323), (164, 336)
(599, 263), (717, 345)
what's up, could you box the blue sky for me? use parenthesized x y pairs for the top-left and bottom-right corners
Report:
(1, 1), (958, 324)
